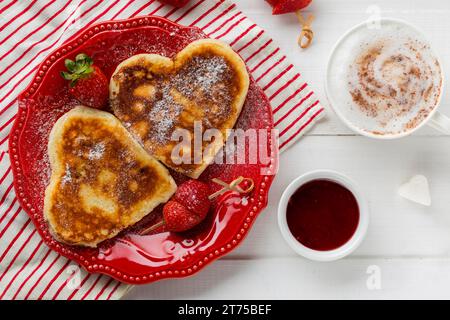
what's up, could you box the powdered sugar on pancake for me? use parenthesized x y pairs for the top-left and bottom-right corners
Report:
(173, 56), (229, 98)
(88, 142), (106, 160)
(148, 84), (183, 145)
(109, 39), (249, 178)
(112, 53), (236, 147)
(61, 163), (72, 185)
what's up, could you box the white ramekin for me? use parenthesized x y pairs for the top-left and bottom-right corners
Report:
(278, 170), (369, 262)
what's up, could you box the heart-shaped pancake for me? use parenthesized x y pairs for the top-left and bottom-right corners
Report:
(44, 106), (176, 247)
(110, 39), (249, 178)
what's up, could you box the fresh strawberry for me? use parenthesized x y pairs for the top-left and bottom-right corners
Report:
(141, 180), (211, 234)
(163, 200), (204, 232)
(173, 180), (210, 219)
(272, 0), (312, 15)
(61, 53), (108, 109)
(159, 0), (190, 8)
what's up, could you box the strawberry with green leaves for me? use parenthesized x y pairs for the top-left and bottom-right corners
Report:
(61, 53), (108, 109)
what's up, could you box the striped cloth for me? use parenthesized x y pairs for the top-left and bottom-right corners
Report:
(0, 0), (325, 300)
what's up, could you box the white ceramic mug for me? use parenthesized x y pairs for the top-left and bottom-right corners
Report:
(326, 18), (450, 139)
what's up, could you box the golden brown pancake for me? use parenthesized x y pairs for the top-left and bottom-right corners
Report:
(44, 106), (176, 247)
(110, 39), (249, 179)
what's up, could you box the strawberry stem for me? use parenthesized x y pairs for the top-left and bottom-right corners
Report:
(60, 53), (95, 86)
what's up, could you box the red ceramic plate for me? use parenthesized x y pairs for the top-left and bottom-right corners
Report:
(9, 16), (277, 284)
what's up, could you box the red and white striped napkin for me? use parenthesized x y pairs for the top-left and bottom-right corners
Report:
(0, 0), (325, 300)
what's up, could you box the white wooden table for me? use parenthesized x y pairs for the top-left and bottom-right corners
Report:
(127, 0), (450, 299)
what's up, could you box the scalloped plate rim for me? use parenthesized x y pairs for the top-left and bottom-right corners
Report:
(8, 15), (277, 284)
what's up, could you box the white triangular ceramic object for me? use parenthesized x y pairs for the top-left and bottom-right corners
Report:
(398, 175), (431, 206)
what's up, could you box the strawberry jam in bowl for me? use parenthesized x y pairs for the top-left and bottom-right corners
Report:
(278, 170), (369, 261)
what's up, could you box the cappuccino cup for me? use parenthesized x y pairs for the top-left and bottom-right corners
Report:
(326, 18), (449, 139)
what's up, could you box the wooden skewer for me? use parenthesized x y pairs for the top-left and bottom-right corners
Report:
(141, 220), (164, 235)
(296, 11), (314, 49)
(208, 176), (254, 200)
(142, 176), (255, 235)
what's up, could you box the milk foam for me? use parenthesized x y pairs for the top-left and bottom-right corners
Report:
(327, 20), (442, 136)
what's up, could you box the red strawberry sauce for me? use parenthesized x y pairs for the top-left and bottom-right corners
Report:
(286, 179), (359, 251)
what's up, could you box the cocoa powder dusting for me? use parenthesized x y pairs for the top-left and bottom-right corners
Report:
(347, 37), (442, 134)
